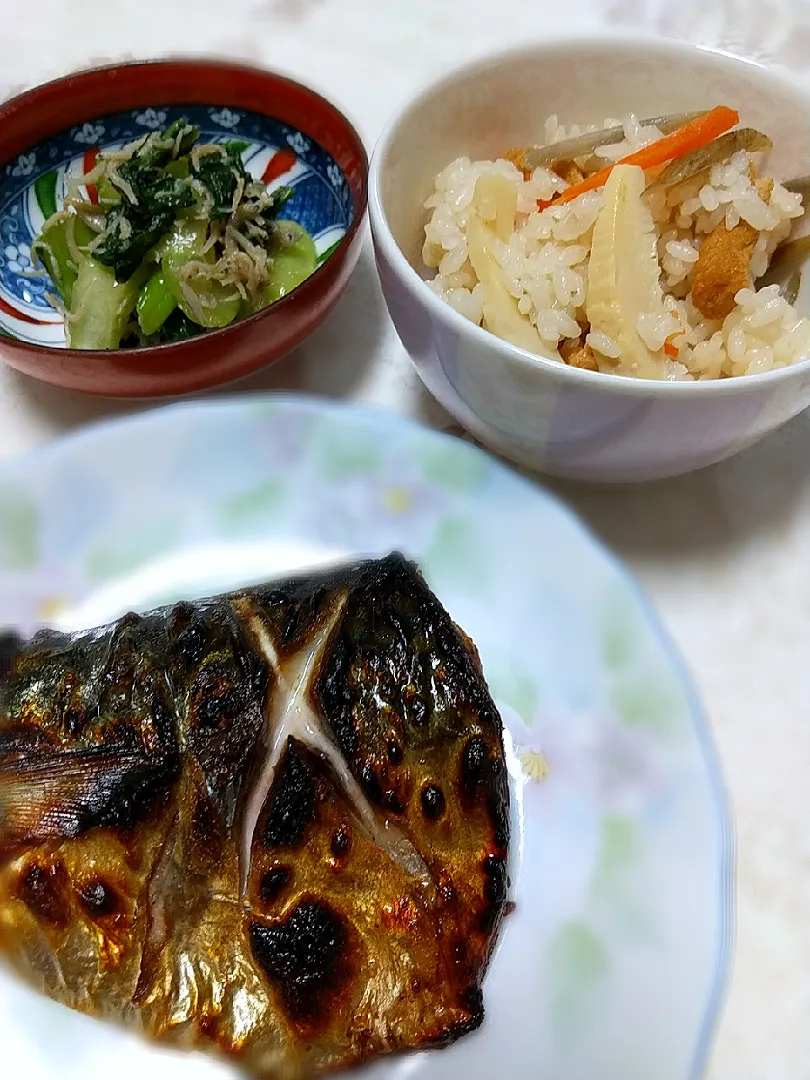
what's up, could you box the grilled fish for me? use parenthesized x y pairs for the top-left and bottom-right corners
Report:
(0, 553), (510, 1078)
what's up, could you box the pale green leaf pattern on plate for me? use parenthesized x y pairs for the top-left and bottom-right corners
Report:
(0, 487), (39, 571)
(416, 438), (487, 493)
(589, 816), (656, 942)
(485, 654), (540, 724)
(217, 481), (285, 536)
(548, 921), (612, 1048)
(599, 584), (688, 739)
(86, 520), (184, 584)
(609, 673), (682, 738)
(423, 517), (490, 596)
(317, 423), (382, 480)
(598, 587), (640, 673)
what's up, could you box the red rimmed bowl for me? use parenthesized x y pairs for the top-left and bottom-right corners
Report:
(0, 59), (368, 397)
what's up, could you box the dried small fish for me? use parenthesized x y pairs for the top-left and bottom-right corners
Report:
(647, 128), (772, 192)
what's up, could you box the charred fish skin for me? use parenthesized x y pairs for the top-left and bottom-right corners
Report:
(0, 554), (510, 1079)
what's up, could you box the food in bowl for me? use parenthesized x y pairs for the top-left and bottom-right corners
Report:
(0, 553), (509, 1077)
(422, 106), (810, 380)
(31, 118), (317, 350)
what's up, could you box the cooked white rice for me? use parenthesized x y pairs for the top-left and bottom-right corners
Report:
(422, 114), (809, 380)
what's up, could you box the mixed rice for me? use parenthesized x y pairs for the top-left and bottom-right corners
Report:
(422, 111), (810, 380)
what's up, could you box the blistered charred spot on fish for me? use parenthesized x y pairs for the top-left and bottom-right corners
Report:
(190, 666), (239, 729)
(170, 610), (209, 669)
(421, 782), (446, 821)
(330, 827), (351, 859)
(262, 589), (288, 608)
(478, 907), (497, 934)
(237, 639), (269, 697)
(250, 900), (355, 1027)
(458, 986), (485, 1033)
(252, 581), (332, 655)
(387, 740), (403, 765)
(18, 863), (70, 926)
(76, 752), (180, 836)
(168, 600), (195, 628)
(78, 879), (119, 917)
(489, 756), (510, 851)
(280, 592), (325, 652)
(0, 631), (22, 679)
(260, 865), (292, 903)
(460, 735), (489, 803)
(315, 631), (359, 761)
(119, 612), (144, 630)
(220, 604), (270, 697)
(262, 740), (316, 849)
(360, 763), (382, 804)
(482, 854), (508, 907)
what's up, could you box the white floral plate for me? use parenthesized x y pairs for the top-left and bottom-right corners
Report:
(0, 397), (732, 1080)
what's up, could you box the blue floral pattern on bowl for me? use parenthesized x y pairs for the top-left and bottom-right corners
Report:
(0, 105), (352, 345)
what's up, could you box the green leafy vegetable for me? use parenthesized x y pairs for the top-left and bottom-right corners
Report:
(264, 221), (318, 303)
(191, 144), (250, 219)
(32, 216), (95, 308)
(93, 162), (195, 281)
(136, 269), (177, 336)
(153, 308), (205, 343)
(259, 185), (295, 223)
(67, 258), (140, 350)
(161, 219), (241, 328)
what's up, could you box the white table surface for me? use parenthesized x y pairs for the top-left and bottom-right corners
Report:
(1, 2), (809, 1078)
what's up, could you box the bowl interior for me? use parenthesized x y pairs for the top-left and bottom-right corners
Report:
(0, 100), (354, 347)
(378, 39), (810, 315)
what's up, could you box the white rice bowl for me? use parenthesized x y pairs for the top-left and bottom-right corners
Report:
(422, 114), (810, 380)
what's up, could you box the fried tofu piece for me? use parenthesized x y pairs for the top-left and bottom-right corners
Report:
(560, 337), (599, 371)
(691, 219), (759, 320)
(755, 176), (774, 204)
(551, 160), (585, 187)
(504, 148), (532, 180)
(691, 173), (773, 321)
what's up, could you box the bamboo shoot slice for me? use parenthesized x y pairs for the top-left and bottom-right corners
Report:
(586, 164), (666, 377)
(467, 178), (553, 356)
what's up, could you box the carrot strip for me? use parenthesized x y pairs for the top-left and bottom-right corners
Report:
(543, 106), (740, 208)
(664, 331), (687, 357)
